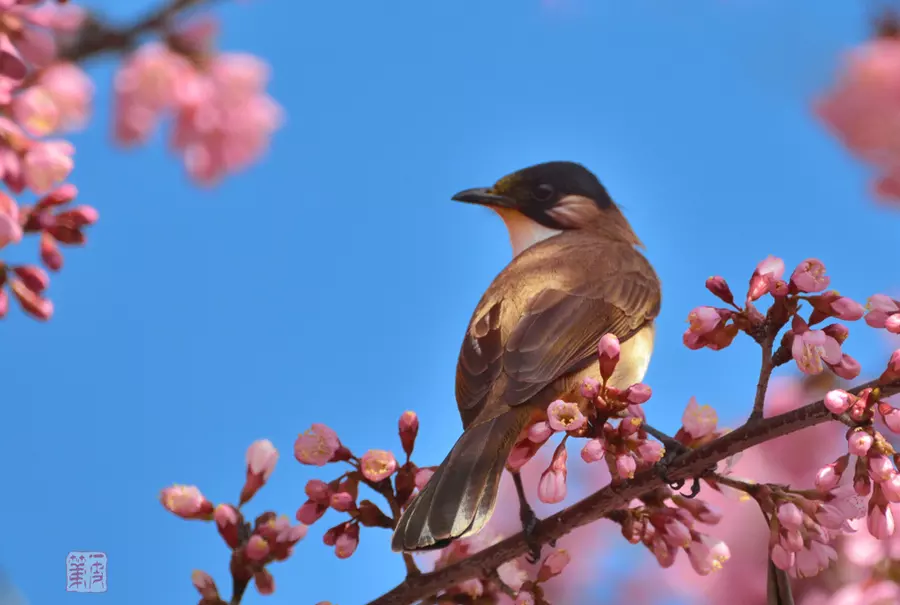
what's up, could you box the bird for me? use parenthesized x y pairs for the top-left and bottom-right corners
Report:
(390, 161), (662, 561)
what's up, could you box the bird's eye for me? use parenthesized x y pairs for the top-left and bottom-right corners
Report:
(533, 184), (555, 201)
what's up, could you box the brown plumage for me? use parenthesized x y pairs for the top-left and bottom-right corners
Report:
(391, 161), (661, 553)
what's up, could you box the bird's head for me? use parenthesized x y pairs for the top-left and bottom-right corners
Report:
(451, 161), (641, 255)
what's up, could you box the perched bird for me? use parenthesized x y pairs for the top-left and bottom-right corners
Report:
(391, 161), (662, 560)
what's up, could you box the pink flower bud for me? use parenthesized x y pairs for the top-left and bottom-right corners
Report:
(791, 258), (830, 293)
(580, 377), (600, 399)
(214, 504), (242, 549)
(661, 519), (692, 549)
(294, 424), (341, 466)
(12, 265), (49, 293)
(295, 500), (327, 525)
(829, 354), (861, 380)
(854, 474), (872, 497)
(881, 349), (900, 384)
(848, 431), (874, 456)
(780, 528), (804, 553)
(537, 548), (570, 582)
(598, 333), (620, 380)
(887, 314), (900, 334)
(527, 421), (553, 443)
(191, 570), (219, 600)
(822, 323), (849, 344)
(883, 474), (900, 503)
(160, 484), (214, 520)
(538, 442), (568, 504)
(869, 455), (895, 483)
(624, 383), (652, 404)
(10, 279), (52, 321)
(360, 449), (398, 482)
(330, 492), (356, 512)
(824, 389), (854, 415)
(636, 439), (664, 464)
(546, 399), (586, 432)
(334, 523), (360, 558)
(580, 438), (605, 463)
(776, 502), (804, 530)
(815, 463), (841, 492)
(867, 502), (895, 539)
(305, 479), (331, 503)
(245, 535), (270, 562)
(748, 255), (785, 300)
(883, 407), (900, 433)
(398, 410), (419, 457)
(705, 275), (735, 305)
(414, 467), (435, 490)
(254, 569), (275, 595)
(240, 439), (278, 505)
(39, 232), (63, 271)
(831, 296), (865, 321)
(615, 454), (637, 480)
(770, 544), (795, 571)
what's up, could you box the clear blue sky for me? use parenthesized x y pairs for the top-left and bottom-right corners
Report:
(1, 1), (898, 604)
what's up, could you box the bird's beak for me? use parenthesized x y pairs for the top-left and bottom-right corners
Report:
(451, 187), (517, 209)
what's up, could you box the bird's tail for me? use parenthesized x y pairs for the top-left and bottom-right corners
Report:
(391, 408), (530, 552)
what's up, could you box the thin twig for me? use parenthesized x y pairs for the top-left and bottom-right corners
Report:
(749, 331), (776, 423)
(58, 0), (220, 63)
(366, 378), (900, 605)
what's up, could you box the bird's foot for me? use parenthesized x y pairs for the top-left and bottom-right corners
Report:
(520, 505), (551, 564)
(652, 439), (715, 499)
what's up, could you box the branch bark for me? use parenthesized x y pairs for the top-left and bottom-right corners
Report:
(366, 378), (900, 605)
(58, 0), (217, 63)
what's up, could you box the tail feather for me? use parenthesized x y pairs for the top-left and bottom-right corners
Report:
(391, 410), (529, 552)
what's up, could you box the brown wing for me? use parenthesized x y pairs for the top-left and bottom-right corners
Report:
(455, 243), (660, 426)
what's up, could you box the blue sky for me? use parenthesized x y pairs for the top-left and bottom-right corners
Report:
(1, 0), (899, 604)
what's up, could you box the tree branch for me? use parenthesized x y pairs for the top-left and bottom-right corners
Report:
(58, 0), (218, 63)
(366, 377), (900, 605)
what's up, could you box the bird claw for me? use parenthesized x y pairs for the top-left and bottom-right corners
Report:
(654, 446), (712, 499)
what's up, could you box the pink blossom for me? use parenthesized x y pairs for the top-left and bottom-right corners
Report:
(828, 353), (861, 380)
(295, 500), (327, 525)
(829, 295), (865, 320)
(12, 85), (58, 137)
(546, 399), (586, 432)
(770, 543), (795, 571)
(538, 442), (568, 504)
(37, 63), (93, 132)
(294, 423), (341, 466)
(240, 438), (278, 505)
(882, 474), (900, 502)
(865, 294), (900, 328)
(514, 591), (535, 605)
(360, 449), (398, 482)
(748, 255), (785, 300)
(662, 519), (692, 548)
(883, 406), (900, 432)
(687, 306), (721, 334)
(815, 462), (843, 491)
(686, 538), (730, 575)
(791, 328), (841, 375)
(159, 484), (214, 520)
(681, 397), (717, 439)
(22, 140), (73, 194)
(598, 333), (620, 380)
(790, 258), (830, 293)
(414, 467), (434, 490)
(580, 376), (600, 399)
(848, 431), (874, 456)
(330, 492), (356, 513)
(881, 348), (900, 383)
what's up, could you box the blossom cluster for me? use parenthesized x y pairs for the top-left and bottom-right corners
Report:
(113, 20), (282, 185)
(161, 439), (309, 603)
